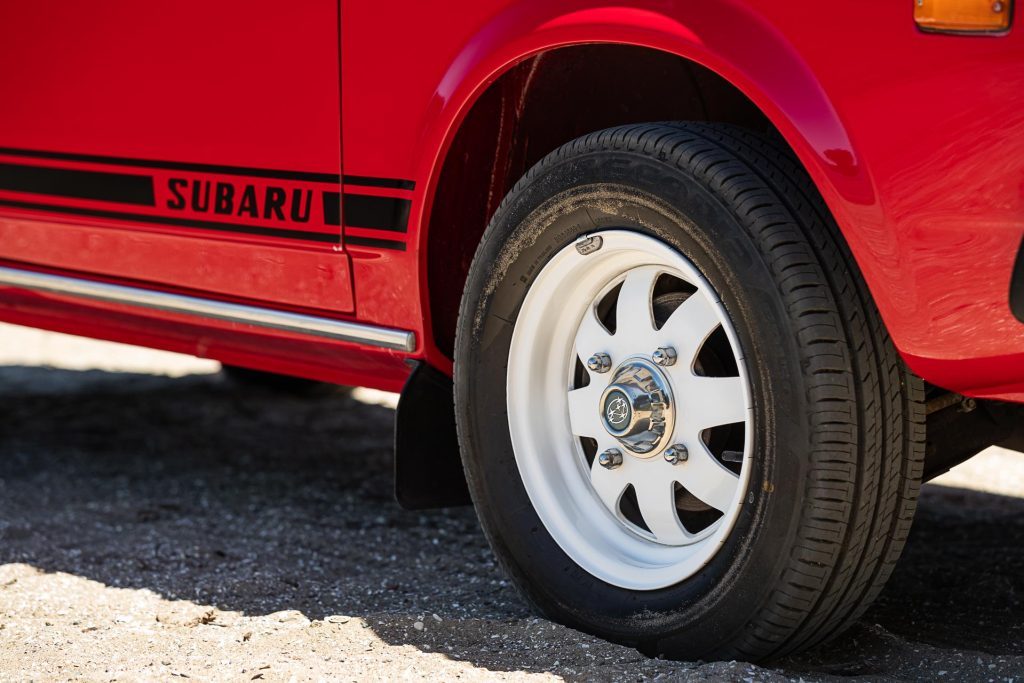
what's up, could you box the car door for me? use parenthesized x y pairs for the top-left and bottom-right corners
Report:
(0, 0), (352, 313)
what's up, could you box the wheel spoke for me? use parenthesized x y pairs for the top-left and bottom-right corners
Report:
(567, 383), (605, 438)
(685, 375), (747, 429)
(675, 442), (741, 513)
(657, 289), (721, 367)
(613, 267), (659, 342)
(631, 461), (691, 545)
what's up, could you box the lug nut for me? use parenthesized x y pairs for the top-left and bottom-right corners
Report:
(664, 444), (688, 465)
(652, 346), (677, 366)
(587, 352), (612, 373)
(598, 448), (623, 470)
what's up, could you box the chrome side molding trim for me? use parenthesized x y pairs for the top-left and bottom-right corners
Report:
(0, 266), (416, 352)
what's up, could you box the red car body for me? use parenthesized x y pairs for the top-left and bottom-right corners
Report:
(0, 1), (1022, 400)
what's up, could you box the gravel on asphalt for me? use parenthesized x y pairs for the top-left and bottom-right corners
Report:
(0, 323), (1021, 682)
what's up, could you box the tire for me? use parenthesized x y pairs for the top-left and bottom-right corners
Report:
(222, 365), (348, 397)
(453, 122), (925, 661)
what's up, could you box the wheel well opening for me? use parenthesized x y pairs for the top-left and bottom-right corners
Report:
(426, 44), (781, 359)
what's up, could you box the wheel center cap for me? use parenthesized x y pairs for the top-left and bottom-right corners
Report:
(602, 389), (633, 430)
(598, 358), (674, 456)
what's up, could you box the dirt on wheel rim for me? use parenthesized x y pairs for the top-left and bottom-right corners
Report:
(0, 323), (1021, 682)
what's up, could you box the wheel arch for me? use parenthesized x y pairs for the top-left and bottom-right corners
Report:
(412, 1), (877, 370)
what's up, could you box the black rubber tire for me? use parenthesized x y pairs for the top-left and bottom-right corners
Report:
(453, 122), (925, 661)
(222, 365), (348, 397)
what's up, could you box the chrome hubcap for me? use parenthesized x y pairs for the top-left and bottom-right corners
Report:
(598, 358), (674, 456)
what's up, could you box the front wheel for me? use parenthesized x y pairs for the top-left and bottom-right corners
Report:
(454, 123), (924, 661)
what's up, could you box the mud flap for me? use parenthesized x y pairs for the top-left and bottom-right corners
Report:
(1011, 235), (1024, 324)
(394, 361), (472, 509)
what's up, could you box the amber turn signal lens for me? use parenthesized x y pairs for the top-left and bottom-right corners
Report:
(914, 0), (1012, 32)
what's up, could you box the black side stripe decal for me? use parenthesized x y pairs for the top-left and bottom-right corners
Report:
(0, 199), (339, 244)
(325, 191), (409, 250)
(0, 148), (416, 249)
(0, 162), (155, 206)
(342, 194), (411, 233)
(322, 191), (341, 227)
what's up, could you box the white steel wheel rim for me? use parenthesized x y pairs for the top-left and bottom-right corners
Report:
(507, 230), (753, 590)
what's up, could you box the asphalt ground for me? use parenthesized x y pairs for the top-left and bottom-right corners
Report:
(0, 323), (1021, 682)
